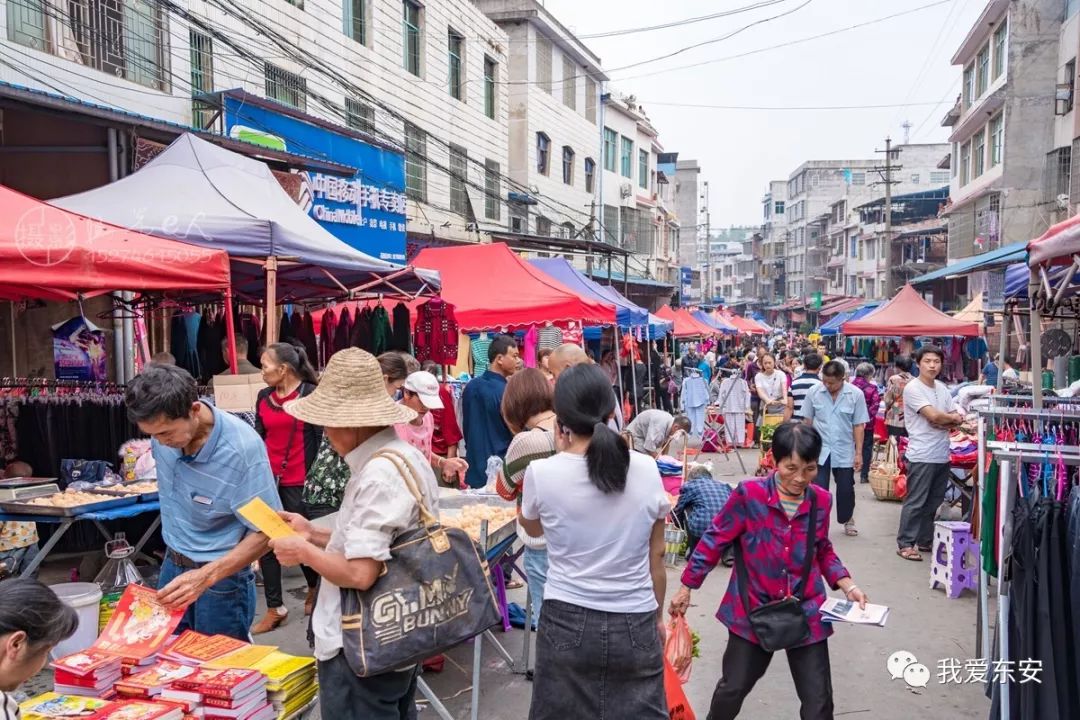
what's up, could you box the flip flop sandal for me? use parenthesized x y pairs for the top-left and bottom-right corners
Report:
(844, 522), (859, 536)
(896, 547), (923, 561)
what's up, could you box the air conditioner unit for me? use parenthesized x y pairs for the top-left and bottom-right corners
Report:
(619, 183), (632, 198)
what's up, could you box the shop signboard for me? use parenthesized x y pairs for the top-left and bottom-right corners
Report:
(984, 269), (1005, 312)
(679, 267), (692, 300)
(223, 96), (407, 263)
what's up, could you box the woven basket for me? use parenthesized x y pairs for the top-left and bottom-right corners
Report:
(869, 439), (902, 502)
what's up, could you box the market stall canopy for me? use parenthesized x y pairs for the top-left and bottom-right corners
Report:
(693, 310), (738, 334)
(841, 284), (980, 337)
(910, 241), (1027, 285)
(51, 133), (439, 301)
(413, 243), (614, 331)
(655, 305), (715, 338)
(529, 258), (648, 327)
(0, 184), (231, 301)
(1028, 213), (1080, 267)
(818, 297), (863, 317)
(591, 283), (672, 338)
(953, 295), (984, 323)
(719, 312), (766, 335)
(820, 303), (880, 335)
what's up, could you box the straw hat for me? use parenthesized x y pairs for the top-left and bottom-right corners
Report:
(284, 348), (417, 428)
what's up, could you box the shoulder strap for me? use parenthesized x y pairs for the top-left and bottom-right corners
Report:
(371, 449), (438, 528)
(734, 487), (818, 609)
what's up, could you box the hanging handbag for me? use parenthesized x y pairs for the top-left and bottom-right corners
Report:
(339, 449), (502, 677)
(733, 489), (817, 652)
(60, 459), (112, 488)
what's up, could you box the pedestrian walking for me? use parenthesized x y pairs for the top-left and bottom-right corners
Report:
(269, 348), (437, 720)
(252, 341), (321, 634)
(851, 362), (882, 485)
(461, 335), (518, 489)
(520, 364), (669, 720)
(883, 356), (914, 439)
(669, 422), (868, 720)
(801, 360), (869, 537)
(785, 352), (822, 422)
(896, 346), (965, 561)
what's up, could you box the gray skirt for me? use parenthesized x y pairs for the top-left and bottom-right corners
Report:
(528, 599), (667, 720)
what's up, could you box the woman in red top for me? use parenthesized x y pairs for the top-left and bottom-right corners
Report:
(252, 341), (320, 634)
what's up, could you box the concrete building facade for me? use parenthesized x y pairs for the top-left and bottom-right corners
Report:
(760, 181), (788, 306)
(674, 159), (703, 301)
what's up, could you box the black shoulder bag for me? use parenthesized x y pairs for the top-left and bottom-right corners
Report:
(733, 489), (817, 652)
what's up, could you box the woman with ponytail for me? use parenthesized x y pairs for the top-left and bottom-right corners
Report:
(519, 364), (670, 720)
(253, 341), (322, 634)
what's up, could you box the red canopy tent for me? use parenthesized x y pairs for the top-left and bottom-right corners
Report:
(1028, 212), (1080, 267)
(0, 184), (238, 367)
(413, 243), (614, 331)
(717, 312), (766, 335)
(655, 305), (716, 338)
(840, 284), (980, 337)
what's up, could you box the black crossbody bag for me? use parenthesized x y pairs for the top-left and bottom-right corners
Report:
(733, 489), (817, 652)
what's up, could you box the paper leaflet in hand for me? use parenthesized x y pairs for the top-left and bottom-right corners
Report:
(818, 596), (890, 627)
(237, 497), (297, 540)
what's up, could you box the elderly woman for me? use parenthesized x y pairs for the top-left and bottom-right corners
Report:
(883, 355), (914, 440)
(669, 422), (868, 719)
(1, 579), (79, 716)
(851, 362), (882, 485)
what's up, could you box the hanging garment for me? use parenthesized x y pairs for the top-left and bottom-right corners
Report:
(981, 458), (999, 578)
(301, 311), (319, 367)
(391, 302), (412, 352)
(538, 325), (563, 351)
(523, 326), (539, 368)
(350, 307), (373, 352)
(562, 322), (583, 346)
(371, 305), (392, 356)
(471, 334), (493, 369)
(334, 307), (353, 353)
(681, 373), (709, 437)
(414, 298), (460, 365)
(1069, 485), (1080, 698)
(318, 308), (337, 367)
(170, 311), (202, 379)
(278, 310), (295, 343)
(290, 310), (305, 349)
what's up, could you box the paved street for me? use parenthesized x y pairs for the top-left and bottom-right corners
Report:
(246, 448), (993, 720)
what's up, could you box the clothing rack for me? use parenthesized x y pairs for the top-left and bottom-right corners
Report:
(0, 377), (126, 391)
(976, 404), (1080, 720)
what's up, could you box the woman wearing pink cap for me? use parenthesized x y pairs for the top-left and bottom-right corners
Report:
(397, 370), (468, 484)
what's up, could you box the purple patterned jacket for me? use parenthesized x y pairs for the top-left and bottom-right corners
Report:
(681, 473), (850, 648)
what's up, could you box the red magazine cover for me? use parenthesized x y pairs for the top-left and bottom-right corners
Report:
(114, 662), (199, 698)
(87, 699), (181, 720)
(93, 586), (184, 661)
(51, 651), (123, 679)
(162, 632), (247, 666)
(169, 668), (225, 692)
(198, 669), (264, 699)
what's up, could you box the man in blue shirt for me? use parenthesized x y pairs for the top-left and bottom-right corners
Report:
(673, 465), (733, 559)
(979, 353), (1000, 388)
(802, 360), (869, 538)
(462, 335), (519, 489)
(125, 364), (283, 640)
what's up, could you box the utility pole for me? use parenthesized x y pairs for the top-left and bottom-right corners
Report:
(875, 137), (902, 299)
(702, 180), (711, 304)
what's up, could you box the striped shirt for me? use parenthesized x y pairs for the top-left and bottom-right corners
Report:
(152, 402), (283, 562)
(496, 426), (557, 549)
(780, 491), (805, 519)
(789, 373), (822, 419)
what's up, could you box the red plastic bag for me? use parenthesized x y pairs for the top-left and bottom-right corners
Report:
(664, 658), (696, 720)
(664, 615), (694, 683)
(894, 473), (907, 499)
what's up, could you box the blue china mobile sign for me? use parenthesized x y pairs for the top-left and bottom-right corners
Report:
(223, 94), (407, 262)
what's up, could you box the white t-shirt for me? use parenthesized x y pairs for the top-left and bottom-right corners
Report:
(902, 378), (957, 463)
(755, 371), (787, 413)
(521, 451), (671, 614)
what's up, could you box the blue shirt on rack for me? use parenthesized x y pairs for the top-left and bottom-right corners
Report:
(461, 370), (513, 489)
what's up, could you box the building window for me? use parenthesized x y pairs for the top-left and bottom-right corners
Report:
(537, 132), (550, 175)
(562, 59), (576, 110)
(910, 173), (920, 184)
(850, 171), (866, 186)
(403, 0), (421, 76)
(603, 128), (617, 172)
(1050, 146), (1072, 201)
(405, 122), (426, 201)
(536, 35), (552, 94)
(449, 144), (468, 214)
(345, 97), (374, 134)
(484, 159), (500, 221)
(448, 29), (464, 101)
(586, 79), (597, 123)
(536, 216), (552, 236)
(561, 222), (575, 240)
(562, 146), (574, 185)
(989, 114), (1004, 167)
(11, 0), (169, 89)
(584, 157), (596, 193)
(189, 30), (214, 129)
(484, 56), (497, 119)
(265, 63), (306, 111)
(1065, 59), (1077, 115)
(976, 44), (989, 98)
(620, 136), (633, 178)
(993, 20), (1007, 79)
(638, 149), (649, 190)
(962, 65), (974, 108)
(973, 129), (986, 177)
(930, 170), (950, 185)
(344, 0), (366, 45)
(960, 141), (971, 185)
(775, 201), (785, 214)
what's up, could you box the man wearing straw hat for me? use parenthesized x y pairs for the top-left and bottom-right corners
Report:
(268, 348), (438, 718)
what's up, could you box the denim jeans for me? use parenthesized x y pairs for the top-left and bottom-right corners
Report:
(523, 546), (548, 627)
(529, 599), (666, 720)
(158, 556), (256, 642)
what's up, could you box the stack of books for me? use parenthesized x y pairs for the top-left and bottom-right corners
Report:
(52, 651), (123, 697)
(19, 692), (116, 719)
(249, 652), (317, 718)
(91, 585), (186, 676)
(97, 699), (186, 720)
(114, 661), (201, 699)
(200, 669), (272, 720)
(161, 631), (249, 667)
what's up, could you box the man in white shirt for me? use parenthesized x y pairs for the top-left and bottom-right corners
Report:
(896, 346), (964, 561)
(269, 348), (438, 718)
(624, 409), (690, 457)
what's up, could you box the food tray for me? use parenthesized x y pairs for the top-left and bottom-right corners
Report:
(0, 476), (58, 489)
(90, 485), (159, 502)
(0, 494), (139, 517)
(438, 492), (518, 553)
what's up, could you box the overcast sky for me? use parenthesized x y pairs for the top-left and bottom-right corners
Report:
(542, 0), (987, 226)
